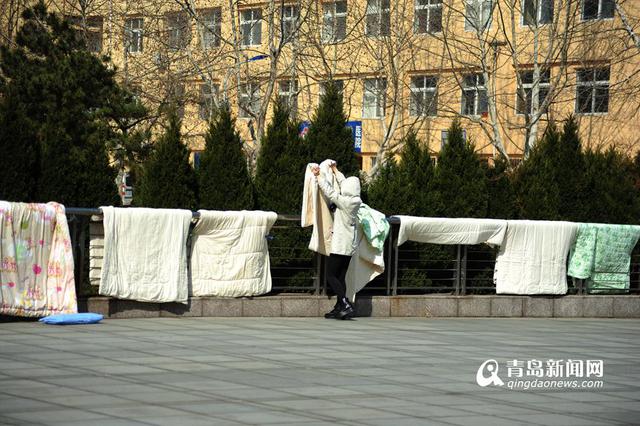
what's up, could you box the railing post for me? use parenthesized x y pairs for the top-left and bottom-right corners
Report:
(313, 252), (322, 295)
(461, 245), (468, 296)
(392, 224), (399, 296)
(454, 245), (462, 295)
(385, 226), (393, 296)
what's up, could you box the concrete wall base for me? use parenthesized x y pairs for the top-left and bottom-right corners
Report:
(76, 294), (640, 319)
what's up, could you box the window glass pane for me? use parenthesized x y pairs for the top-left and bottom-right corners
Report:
(464, 3), (477, 31)
(425, 92), (437, 116)
(576, 87), (593, 113)
(463, 75), (476, 87)
(582, 0), (598, 20)
(601, 0), (615, 19)
(415, 9), (428, 33)
(577, 69), (592, 82)
(366, 14), (379, 36)
(380, 12), (390, 35)
(462, 90), (476, 115)
(594, 87), (609, 112)
(336, 16), (347, 40)
(478, 90), (488, 114)
(595, 67), (610, 81)
(521, 71), (533, 84)
(541, 0), (554, 23)
(430, 7), (443, 32)
(523, 0), (536, 25)
(481, 0), (493, 29)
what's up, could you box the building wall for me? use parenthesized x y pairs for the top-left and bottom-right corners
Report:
(34, 0), (640, 172)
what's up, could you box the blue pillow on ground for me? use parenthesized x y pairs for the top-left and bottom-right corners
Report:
(39, 313), (104, 325)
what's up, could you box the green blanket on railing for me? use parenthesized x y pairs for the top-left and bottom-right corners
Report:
(568, 223), (640, 293)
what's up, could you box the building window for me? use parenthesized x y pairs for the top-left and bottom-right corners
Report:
(167, 82), (185, 119)
(582, 0), (614, 21)
(576, 67), (609, 114)
(125, 18), (143, 53)
(199, 82), (219, 120)
(322, 1), (347, 43)
(415, 0), (442, 34)
(200, 8), (221, 49)
(523, 0), (554, 25)
(282, 5), (299, 41)
(363, 78), (386, 118)
(193, 151), (202, 170)
(240, 9), (262, 46)
(465, 0), (493, 32)
(441, 129), (467, 149)
(67, 16), (103, 52)
(166, 12), (190, 49)
(461, 74), (488, 116)
(410, 76), (438, 116)
(366, 0), (390, 37)
(371, 156), (377, 168)
(239, 82), (261, 118)
(516, 69), (550, 115)
(278, 80), (299, 113)
(320, 80), (344, 97)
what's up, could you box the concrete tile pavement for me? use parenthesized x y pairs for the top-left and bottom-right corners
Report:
(0, 317), (638, 425)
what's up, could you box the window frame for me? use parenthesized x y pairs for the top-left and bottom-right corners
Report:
(240, 8), (262, 46)
(281, 5), (299, 41)
(461, 73), (488, 116)
(575, 67), (610, 115)
(199, 82), (219, 120)
(521, 0), (554, 26)
(278, 80), (299, 113)
(365, 0), (391, 38)
(414, 0), (443, 34)
(515, 69), (551, 116)
(322, 1), (348, 43)
(581, 0), (615, 21)
(166, 11), (191, 50)
(166, 82), (186, 119)
(441, 129), (467, 149)
(464, 0), (493, 33)
(199, 8), (222, 49)
(125, 17), (144, 53)
(362, 78), (387, 119)
(410, 75), (438, 117)
(239, 82), (262, 118)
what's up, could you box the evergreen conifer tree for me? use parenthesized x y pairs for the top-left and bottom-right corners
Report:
(582, 148), (640, 224)
(556, 116), (586, 221)
(485, 155), (517, 219)
(367, 131), (435, 216)
(514, 124), (562, 220)
(433, 120), (488, 218)
(0, 2), (119, 206)
(198, 103), (254, 210)
(255, 98), (306, 214)
(305, 80), (359, 176)
(135, 110), (197, 209)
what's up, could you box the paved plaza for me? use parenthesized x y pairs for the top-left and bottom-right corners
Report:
(0, 317), (638, 426)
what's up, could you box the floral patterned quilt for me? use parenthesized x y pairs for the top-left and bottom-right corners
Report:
(0, 201), (77, 317)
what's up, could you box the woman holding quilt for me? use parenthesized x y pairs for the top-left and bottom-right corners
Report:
(311, 163), (362, 320)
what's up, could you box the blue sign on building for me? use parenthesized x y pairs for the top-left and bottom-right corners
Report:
(299, 121), (363, 153)
(346, 121), (363, 153)
(299, 121), (311, 139)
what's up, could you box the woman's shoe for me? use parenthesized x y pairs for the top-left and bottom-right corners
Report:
(324, 302), (341, 319)
(335, 298), (355, 320)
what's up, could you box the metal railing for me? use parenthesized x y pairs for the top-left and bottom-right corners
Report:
(65, 208), (640, 297)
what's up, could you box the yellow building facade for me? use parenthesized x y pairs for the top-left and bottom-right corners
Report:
(38, 0), (640, 172)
